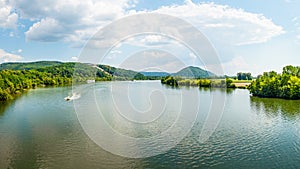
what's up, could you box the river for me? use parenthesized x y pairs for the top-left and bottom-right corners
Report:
(0, 81), (300, 168)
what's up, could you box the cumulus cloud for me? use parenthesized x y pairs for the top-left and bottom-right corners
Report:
(153, 0), (284, 45)
(25, 17), (66, 42)
(9, 0), (137, 43)
(0, 49), (23, 62)
(119, 50), (185, 72)
(6, 0), (284, 48)
(141, 35), (162, 43)
(0, 0), (18, 29)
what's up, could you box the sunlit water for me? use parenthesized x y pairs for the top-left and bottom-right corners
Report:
(0, 81), (300, 168)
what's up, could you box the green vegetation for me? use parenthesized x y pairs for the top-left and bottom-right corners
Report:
(97, 65), (146, 80)
(237, 72), (252, 80)
(0, 61), (150, 101)
(0, 61), (62, 70)
(249, 65), (300, 99)
(232, 79), (253, 83)
(0, 69), (73, 101)
(161, 76), (236, 88)
(161, 76), (178, 87)
(171, 66), (216, 78)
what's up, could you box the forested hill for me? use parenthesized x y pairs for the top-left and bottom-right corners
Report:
(171, 66), (216, 78)
(0, 62), (147, 80)
(0, 61), (62, 70)
(0, 61), (146, 101)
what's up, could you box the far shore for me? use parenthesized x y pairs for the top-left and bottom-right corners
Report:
(232, 82), (251, 88)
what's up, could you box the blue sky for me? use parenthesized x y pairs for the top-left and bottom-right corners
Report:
(0, 0), (299, 75)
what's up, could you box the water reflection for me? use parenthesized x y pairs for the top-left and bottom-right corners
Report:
(0, 101), (13, 117)
(250, 97), (300, 120)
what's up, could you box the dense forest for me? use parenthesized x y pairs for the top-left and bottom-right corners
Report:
(249, 65), (300, 99)
(237, 72), (252, 80)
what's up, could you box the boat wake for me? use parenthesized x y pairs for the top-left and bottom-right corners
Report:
(64, 93), (81, 101)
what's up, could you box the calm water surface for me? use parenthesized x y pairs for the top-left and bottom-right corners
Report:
(0, 81), (300, 168)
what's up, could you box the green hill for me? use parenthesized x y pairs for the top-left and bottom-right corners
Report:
(172, 66), (215, 78)
(0, 61), (63, 70)
(0, 61), (146, 81)
(98, 65), (145, 80)
(0, 61), (149, 101)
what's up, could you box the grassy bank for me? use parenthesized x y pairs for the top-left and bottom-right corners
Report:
(161, 76), (250, 89)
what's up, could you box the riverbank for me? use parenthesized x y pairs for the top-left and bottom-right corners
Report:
(249, 65), (300, 100)
(161, 76), (252, 89)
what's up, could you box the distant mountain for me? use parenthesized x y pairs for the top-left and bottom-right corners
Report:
(140, 71), (170, 77)
(97, 65), (145, 80)
(172, 66), (215, 78)
(0, 61), (62, 70)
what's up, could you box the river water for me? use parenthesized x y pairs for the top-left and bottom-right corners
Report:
(0, 81), (300, 168)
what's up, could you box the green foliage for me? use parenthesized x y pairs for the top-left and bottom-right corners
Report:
(237, 72), (252, 80)
(172, 66), (215, 78)
(0, 88), (13, 101)
(98, 64), (147, 80)
(249, 65), (300, 99)
(225, 78), (236, 88)
(161, 76), (178, 87)
(0, 69), (75, 101)
(163, 77), (236, 88)
(0, 61), (62, 70)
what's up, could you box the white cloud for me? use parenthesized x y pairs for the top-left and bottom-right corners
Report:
(284, 0), (295, 3)
(8, 0), (283, 48)
(0, 0), (18, 29)
(25, 17), (66, 42)
(0, 49), (23, 63)
(141, 35), (162, 43)
(220, 56), (260, 75)
(189, 52), (196, 59)
(9, 32), (14, 37)
(119, 50), (185, 72)
(71, 56), (78, 61)
(110, 50), (122, 54)
(292, 16), (300, 43)
(10, 0), (137, 43)
(153, 1), (284, 45)
(17, 49), (22, 53)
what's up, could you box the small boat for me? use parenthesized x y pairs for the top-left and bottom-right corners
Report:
(64, 96), (71, 101)
(87, 79), (95, 83)
(64, 93), (80, 101)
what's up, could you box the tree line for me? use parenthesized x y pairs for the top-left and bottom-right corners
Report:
(161, 76), (235, 88)
(0, 69), (73, 101)
(0, 62), (160, 101)
(0, 63), (113, 101)
(249, 65), (300, 99)
(237, 72), (252, 80)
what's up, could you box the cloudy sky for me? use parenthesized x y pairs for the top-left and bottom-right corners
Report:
(0, 0), (299, 75)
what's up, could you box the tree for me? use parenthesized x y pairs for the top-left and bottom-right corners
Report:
(249, 65), (300, 99)
(237, 72), (252, 80)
